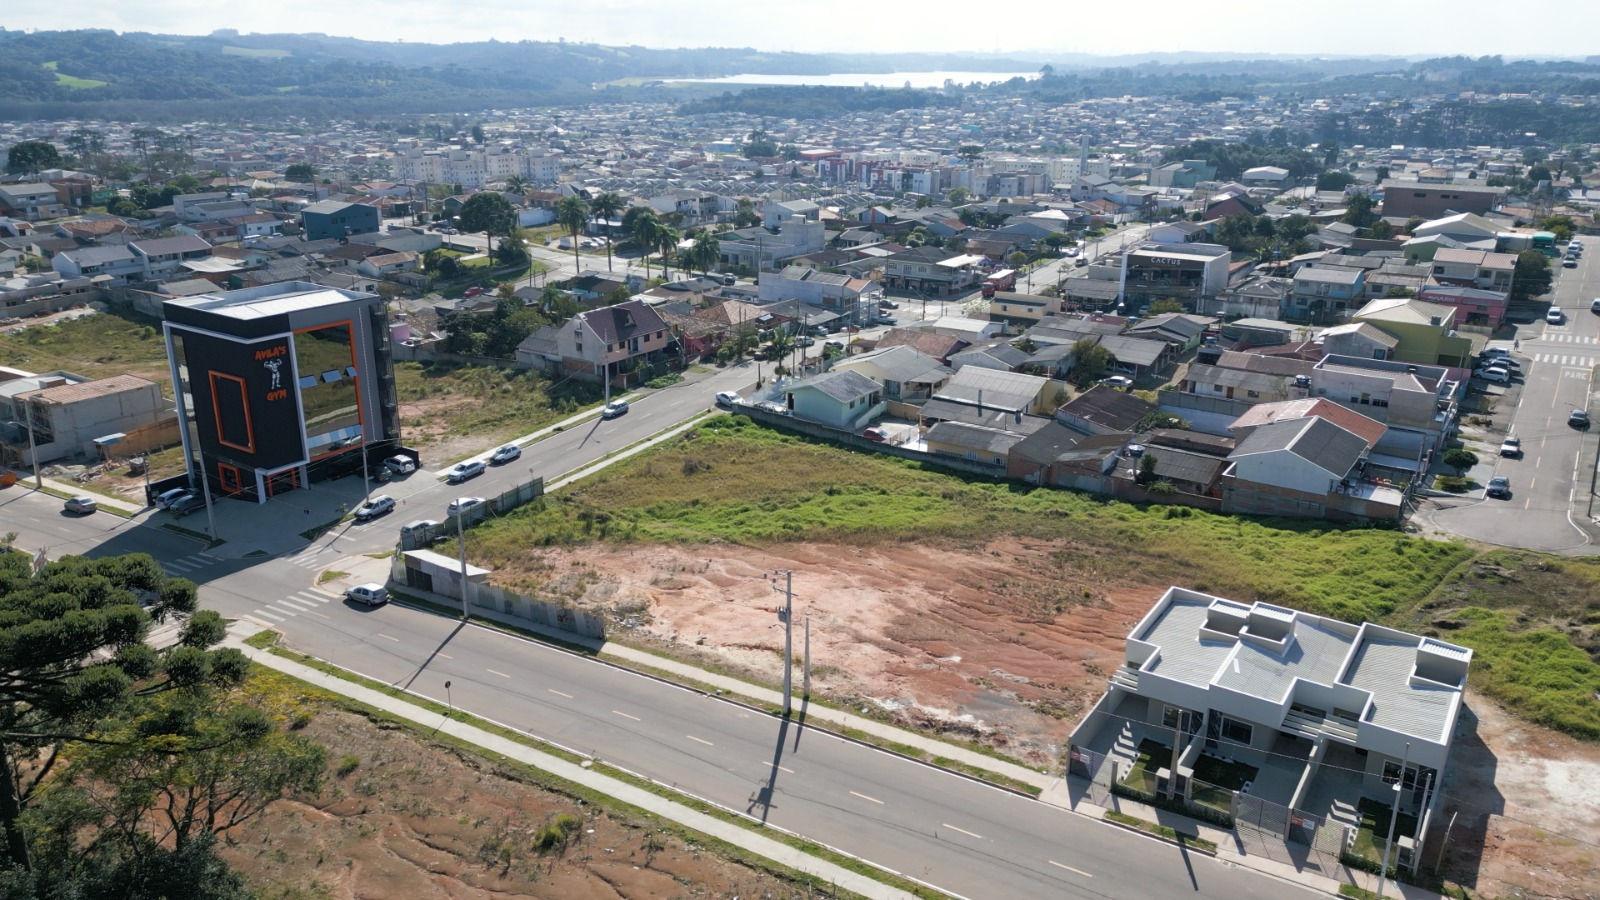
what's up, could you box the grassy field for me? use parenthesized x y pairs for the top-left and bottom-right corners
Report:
(0, 310), (170, 388)
(466, 416), (1600, 740)
(41, 61), (109, 89)
(395, 361), (603, 455)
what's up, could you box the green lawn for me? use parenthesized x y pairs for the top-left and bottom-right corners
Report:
(459, 416), (1600, 741)
(1119, 738), (1171, 795)
(0, 310), (170, 388)
(1348, 796), (1417, 865)
(1191, 753), (1257, 814)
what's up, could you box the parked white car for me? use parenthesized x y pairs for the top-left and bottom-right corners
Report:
(345, 583), (389, 607)
(446, 460), (484, 483)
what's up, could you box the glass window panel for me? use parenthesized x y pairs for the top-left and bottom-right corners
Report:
(294, 323), (362, 459)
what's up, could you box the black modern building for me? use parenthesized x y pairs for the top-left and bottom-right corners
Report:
(162, 281), (399, 503)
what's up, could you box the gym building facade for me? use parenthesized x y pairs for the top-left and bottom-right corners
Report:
(162, 282), (399, 503)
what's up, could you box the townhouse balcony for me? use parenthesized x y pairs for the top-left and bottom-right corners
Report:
(1281, 706), (1360, 744)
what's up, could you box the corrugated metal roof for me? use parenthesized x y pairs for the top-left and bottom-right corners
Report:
(1345, 637), (1456, 741)
(1142, 599), (1236, 684)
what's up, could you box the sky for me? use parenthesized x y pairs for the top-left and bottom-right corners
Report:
(11, 0), (1600, 59)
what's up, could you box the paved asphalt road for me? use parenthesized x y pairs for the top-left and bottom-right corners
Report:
(2, 341), (1310, 899)
(1429, 247), (1600, 551)
(2, 483), (1312, 900)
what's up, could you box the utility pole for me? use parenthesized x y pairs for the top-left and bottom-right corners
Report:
(455, 508), (471, 619)
(21, 411), (41, 489)
(803, 614), (811, 699)
(199, 466), (217, 541)
(360, 441), (370, 500)
(1377, 741), (1410, 899)
(771, 570), (794, 716)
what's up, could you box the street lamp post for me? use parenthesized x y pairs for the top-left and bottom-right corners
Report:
(455, 505), (471, 619)
(771, 570), (794, 717)
(1376, 741), (1410, 899)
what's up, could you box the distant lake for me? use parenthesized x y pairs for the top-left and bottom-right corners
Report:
(666, 71), (1040, 89)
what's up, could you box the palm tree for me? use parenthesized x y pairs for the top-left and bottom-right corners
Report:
(555, 195), (590, 274)
(504, 175), (529, 194)
(655, 225), (681, 281)
(627, 209), (661, 279)
(589, 191), (625, 272)
(691, 231), (720, 274)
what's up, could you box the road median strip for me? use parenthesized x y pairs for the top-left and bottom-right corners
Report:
(233, 629), (944, 900)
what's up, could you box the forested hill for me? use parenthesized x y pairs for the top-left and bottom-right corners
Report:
(0, 28), (1040, 121)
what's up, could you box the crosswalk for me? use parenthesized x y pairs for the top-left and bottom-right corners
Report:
(160, 550), (224, 579)
(1531, 352), (1597, 368)
(284, 544), (338, 570)
(1540, 332), (1598, 345)
(245, 586), (342, 626)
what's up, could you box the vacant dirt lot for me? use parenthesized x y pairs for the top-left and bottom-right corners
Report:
(500, 537), (1600, 898)
(225, 703), (814, 899)
(505, 537), (1163, 765)
(1441, 697), (1600, 900)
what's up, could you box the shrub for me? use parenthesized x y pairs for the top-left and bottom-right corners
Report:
(1442, 448), (1478, 473)
(335, 754), (361, 777)
(532, 812), (582, 853)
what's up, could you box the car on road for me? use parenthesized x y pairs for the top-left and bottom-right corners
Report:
(714, 390), (741, 409)
(63, 496), (97, 515)
(447, 496), (485, 516)
(1547, 307), (1565, 324)
(1075, 257), (1089, 267)
(1099, 375), (1134, 390)
(399, 519), (439, 545)
(445, 460), (485, 483)
(1486, 475), (1512, 499)
(384, 455), (417, 476)
(1563, 258), (1579, 268)
(795, 335), (815, 347)
(721, 272), (737, 285)
(1481, 346), (1511, 359)
(601, 399), (630, 419)
(1475, 366), (1511, 384)
(1591, 298), (1600, 314)
(169, 494), (206, 517)
(345, 583), (388, 607)
(154, 487), (193, 510)
(1064, 246), (1080, 257)
(353, 495), (396, 521)
(489, 444), (521, 465)
(1499, 436), (1522, 458)
(878, 299), (899, 309)
(1570, 409), (1592, 429)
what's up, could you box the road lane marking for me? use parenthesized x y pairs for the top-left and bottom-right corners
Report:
(942, 823), (983, 840)
(612, 709), (641, 721)
(1048, 860), (1093, 878)
(760, 760), (795, 774)
(547, 688), (573, 699)
(279, 596), (316, 610)
(268, 602), (301, 616)
(686, 734), (714, 747)
(848, 790), (884, 805)
(485, 668), (511, 678)
(436, 652), (453, 660)
(254, 608), (285, 622)
(375, 632), (401, 642)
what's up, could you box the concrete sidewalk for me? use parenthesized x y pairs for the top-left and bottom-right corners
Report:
(229, 623), (920, 900)
(28, 475), (147, 516)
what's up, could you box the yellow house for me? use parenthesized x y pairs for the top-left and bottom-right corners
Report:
(1350, 298), (1473, 368)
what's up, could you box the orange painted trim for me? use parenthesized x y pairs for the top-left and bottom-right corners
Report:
(207, 371), (256, 454)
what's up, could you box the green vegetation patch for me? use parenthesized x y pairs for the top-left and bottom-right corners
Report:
(42, 62), (109, 89)
(221, 45), (292, 59)
(0, 309), (169, 386)
(1397, 551), (1600, 739)
(395, 361), (602, 450)
(468, 417), (1471, 624)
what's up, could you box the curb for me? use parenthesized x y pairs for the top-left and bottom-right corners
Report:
(1098, 815), (1219, 857)
(382, 588), (1049, 802)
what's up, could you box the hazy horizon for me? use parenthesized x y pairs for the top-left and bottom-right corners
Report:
(10, 0), (1600, 59)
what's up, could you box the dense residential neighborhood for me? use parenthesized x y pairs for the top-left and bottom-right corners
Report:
(1, 18), (1599, 900)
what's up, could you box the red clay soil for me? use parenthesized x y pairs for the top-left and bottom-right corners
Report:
(222, 705), (816, 899)
(505, 538), (1161, 766)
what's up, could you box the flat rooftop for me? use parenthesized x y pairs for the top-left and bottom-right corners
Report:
(1129, 587), (1470, 744)
(167, 280), (374, 321)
